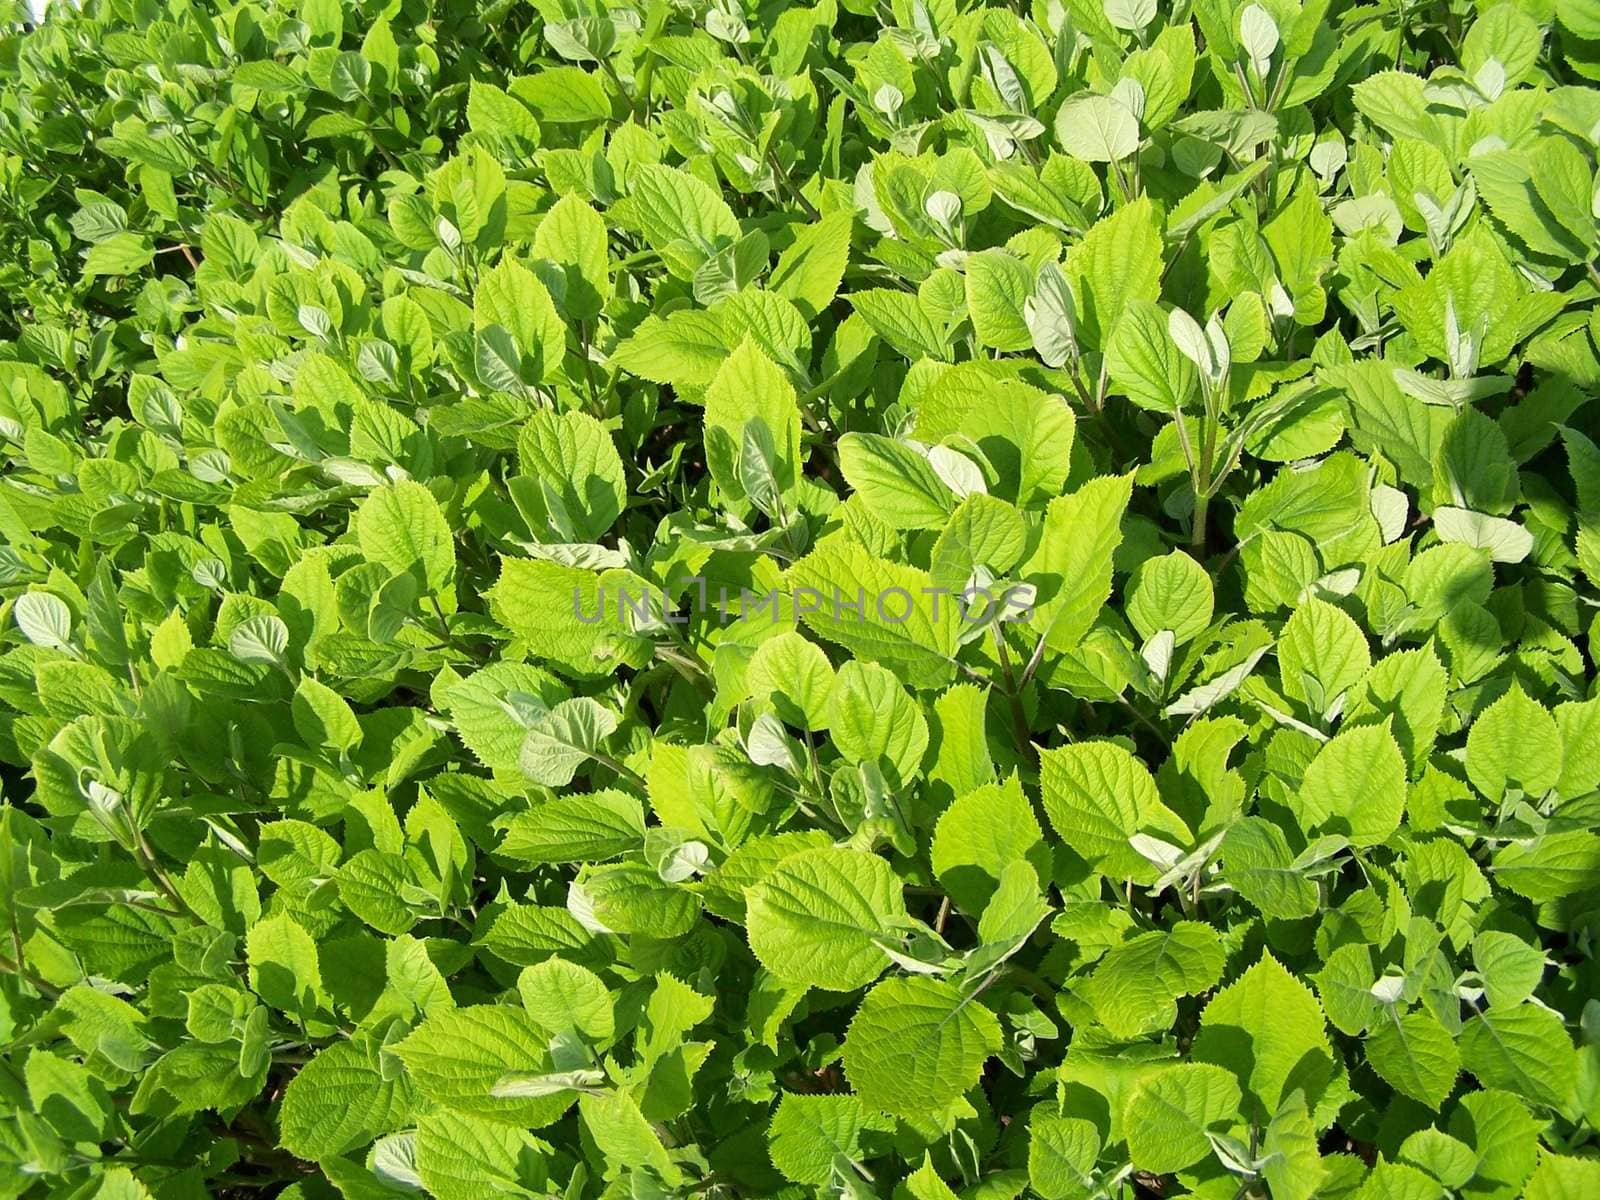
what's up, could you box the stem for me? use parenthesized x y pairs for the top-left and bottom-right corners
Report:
(1265, 57), (1292, 112)
(597, 56), (641, 122)
(654, 644), (714, 699)
(771, 777), (849, 838)
(635, 52), (657, 122)
(1065, 356), (1099, 416)
(427, 594), (452, 638)
(426, 595), (487, 661)
(1192, 385), (1219, 556)
(617, 247), (661, 270)
(0, 952), (60, 999)
(133, 832), (197, 921)
(7, 895), (25, 993)
(659, 610), (714, 681)
(992, 624), (1036, 764)
(578, 321), (602, 415)
(1234, 61), (1259, 108)
(1109, 154), (1134, 204)
(1018, 631), (1050, 691)
(589, 750), (648, 793)
(802, 728), (826, 798)
(1000, 964), (1056, 1006)
(1118, 695), (1169, 744)
(1172, 402), (1200, 517)
(1209, 542), (1242, 582)
(1190, 490), (1211, 554)
(766, 146), (820, 220)
(1161, 233), (1193, 285)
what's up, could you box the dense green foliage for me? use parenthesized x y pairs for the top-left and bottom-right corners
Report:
(8, 0), (1600, 1197)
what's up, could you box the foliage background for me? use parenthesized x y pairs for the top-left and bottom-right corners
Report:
(4, 0), (1600, 1198)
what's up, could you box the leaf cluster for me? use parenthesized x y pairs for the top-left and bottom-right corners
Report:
(4, 1), (1600, 1199)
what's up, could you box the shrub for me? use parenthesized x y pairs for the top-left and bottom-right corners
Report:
(3, 0), (1600, 1197)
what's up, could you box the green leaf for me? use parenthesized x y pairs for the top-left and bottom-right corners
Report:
(1107, 300), (1198, 413)
(1040, 740), (1190, 883)
(913, 367), (1076, 508)
(770, 210), (853, 319)
(82, 232), (155, 277)
(1055, 93), (1141, 162)
(246, 914), (323, 1017)
(965, 249), (1034, 352)
(830, 660), (929, 787)
(1447, 1089), (1540, 1196)
(930, 494), (1029, 593)
(611, 308), (731, 386)
(518, 698), (621, 787)
(1277, 597), (1370, 718)
(1466, 684), (1563, 801)
(1066, 198), (1163, 348)
(768, 1093), (879, 1184)
(26, 1049), (113, 1142)
(1433, 507), (1535, 563)
(498, 791), (645, 864)
(1127, 550), (1214, 644)
(1493, 830), (1600, 902)
(473, 257), (566, 382)
(746, 847), (907, 991)
(336, 849), (418, 935)
(414, 1111), (548, 1200)
(510, 66), (611, 123)
(577, 1087), (680, 1183)
(1343, 646), (1447, 774)
(746, 632), (836, 730)
(356, 481), (455, 597)
(1220, 817), (1319, 920)
(396, 1005), (575, 1126)
(574, 860), (699, 937)
(13, 592), (73, 651)
(1193, 952), (1335, 1120)
(532, 194), (609, 320)
(467, 80), (540, 149)
(786, 539), (960, 685)
(838, 432), (957, 529)
(1367, 1007), (1461, 1108)
(1525, 1150), (1600, 1200)
(626, 163), (740, 275)
(842, 976), (1001, 1116)
(1262, 1090), (1325, 1200)
(517, 959), (614, 1044)
(1290, 723), (1407, 846)
(516, 410), (626, 542)
(1460, 1003), (1578, 1111)
(438, 662), (566, 773)
(705, 337), (803, 506)
(487, 560), (619, 677)
(292, 675), (362, 755)
(905, 1154), (962, 1200)
(1123, 1062), (1242, 1173)
(1028, 1113), (1101, 1200)
(1472, 932), (1547, 1008)
(279, 1038), (416, 1160)
(849, 289), (950, 362)
(1023, 474), (1135, 655)
(931, 776), (1048, 915)
(1078, 922), (1227, 1038)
